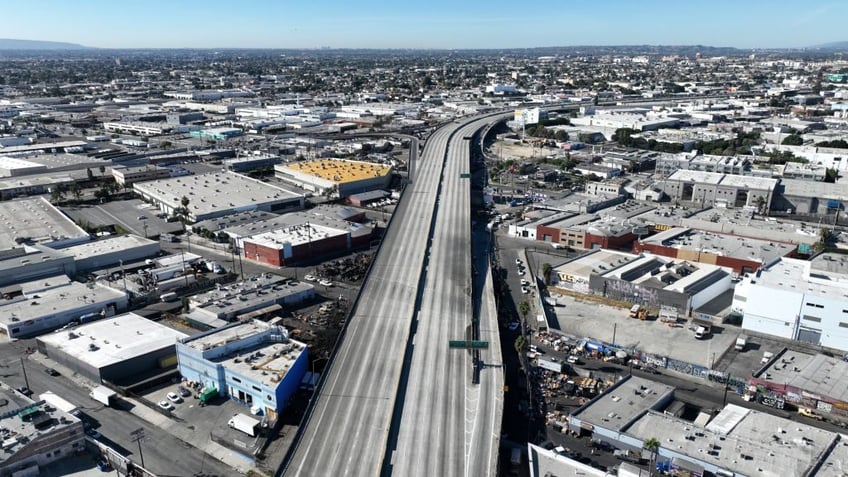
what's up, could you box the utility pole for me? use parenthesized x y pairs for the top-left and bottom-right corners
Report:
(130, 428), (145, 469)
(20, 357), (29, 390)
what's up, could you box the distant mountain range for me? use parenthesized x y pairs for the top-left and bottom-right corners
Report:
(0, 37), (846, 54)
(0, 38), (92, 50)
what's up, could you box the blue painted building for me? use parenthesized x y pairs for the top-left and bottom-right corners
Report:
(175, 319), (308, 420)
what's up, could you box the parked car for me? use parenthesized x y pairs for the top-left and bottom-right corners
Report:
(166, 392), (182, 403)
(521, 286), (530, 294)
(304, 274), (316, 282)
(158, 400), (174, 411)
(177, 386), (191, 397)
(319, 279), (333, 287)
(515, 258), (522, 265)
(16, 386), (32, 396)
(520, 279), (530, 286)
(44, 367), (59, 376)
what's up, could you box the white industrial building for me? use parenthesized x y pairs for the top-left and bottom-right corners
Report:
(61, 234), (160, 273)
(133, 171), (305, 222)
(0, 276), (127, 339)
(0, 245), (75, 287)
(36, 312), (189, 383)
(0, 197), (90, 249)
(0, 156), (48, 176)
(733, 255), (848, 351)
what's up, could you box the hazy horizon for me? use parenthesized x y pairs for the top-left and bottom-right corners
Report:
(3, 0), (847, 50)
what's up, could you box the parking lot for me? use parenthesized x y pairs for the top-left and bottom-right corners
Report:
(63, 199), (184, 238)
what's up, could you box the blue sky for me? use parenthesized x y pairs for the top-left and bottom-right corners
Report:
(3, 0), (846, 49)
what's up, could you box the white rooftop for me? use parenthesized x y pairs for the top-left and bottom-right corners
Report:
(133, 171), (303, 218)
(61, 234), (158, 260)
(246, 222), (348, 249)
(573, 376), (674, 432)
(37, 313), (188, 369)
(761, 350), (848, 403)
(667, 169), (724, 184)
(0, 281), (126, 326)
(627, 406), (837, 477)
(0, 197), (89, 249)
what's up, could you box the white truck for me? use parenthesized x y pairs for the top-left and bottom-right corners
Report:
(89, 385), (117, 407)
(228, 413), (260, 437)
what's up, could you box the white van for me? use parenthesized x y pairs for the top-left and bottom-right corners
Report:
(694, 326), (708, 339)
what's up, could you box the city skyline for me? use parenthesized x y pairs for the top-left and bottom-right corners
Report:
(2, 0), (847, 50)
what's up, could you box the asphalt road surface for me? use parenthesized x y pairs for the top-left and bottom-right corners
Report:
(283, 112), (510, 477)
(0, 340), (230, 477)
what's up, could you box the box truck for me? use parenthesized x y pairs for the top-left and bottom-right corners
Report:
(228, 413), (260, 437)
(89, 385), (117, 407)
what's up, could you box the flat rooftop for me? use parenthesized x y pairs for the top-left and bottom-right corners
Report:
(527, 444), (607, 477)
(573, 376), (674, 432)
(37, 313), (188, 369)
(667, 169), (724, 184)
(0, 197), (89, 249)
(0, 281), (126, 326)
(0, 156), (47, 173)
(755, 257), (848, 298)
(279, 158), (392, 184)
(226, 208), (367, 238)
(718, 173), (778, 190)
(192, 210), (278, 233)
(627, 406), (836, 477)
(182, 320), (306, 388)
(0, 381), (82, 465)
(0, 244), (72, 273)
(246, 222), (348, 249)
(816, 436), (848, 477)
(189, 274), (314, 320)
(641, 227), (795, 263)
(760, 350), (848, 403)
(554, 249), (639, 281)
(133, 171), (303, 215)
(61, 234), (158, 260)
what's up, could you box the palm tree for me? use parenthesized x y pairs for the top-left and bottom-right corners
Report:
(518, 300), (531, 322)
(541, 263), (552, 285)
(644, 437), (660, 476)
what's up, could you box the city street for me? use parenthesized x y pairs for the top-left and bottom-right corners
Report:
(0, 339), (231, 476)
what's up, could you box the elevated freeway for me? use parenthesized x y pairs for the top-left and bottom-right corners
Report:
(281, 113), (507, 477)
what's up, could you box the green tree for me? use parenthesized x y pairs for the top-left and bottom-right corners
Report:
(541, 263), (552, 285)
(644, 437), (660, 477)
(781, 134), (804, 146)
(518, 300), (531, 322)
(50, 184), (66, 204)
(71, 183), (82, 202)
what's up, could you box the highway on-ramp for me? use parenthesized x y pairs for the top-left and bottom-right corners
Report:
(282, 113), (506, 477)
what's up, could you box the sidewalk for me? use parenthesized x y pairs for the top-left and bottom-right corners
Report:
(29, 352), (259, 475)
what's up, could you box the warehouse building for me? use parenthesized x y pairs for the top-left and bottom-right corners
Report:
(660, 170), (777, 211)
(633, 226), (796, 275)
(554, 249), (733, 316)
(0, 245), (75, 287)
(61, 235), (160, 273)
(36, 312), (188, 384)
(0, 381), (85, 476)
(133, 171), (304, 222)
(189, 127), (243, 141)
(0, 197), (90, 249)
(0, 276), (128, 339)
(111, 165), (171, 187)
(223, 155), (280, 173)
(567, 376), (842, 477)
(732, 256), (848, 351)
(0, 156), (47, 176)
(226, 208), (374, 266)
(186, 274), (315, 328)
(274, 158), (393, 198)
(176, 320), (308, 419)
